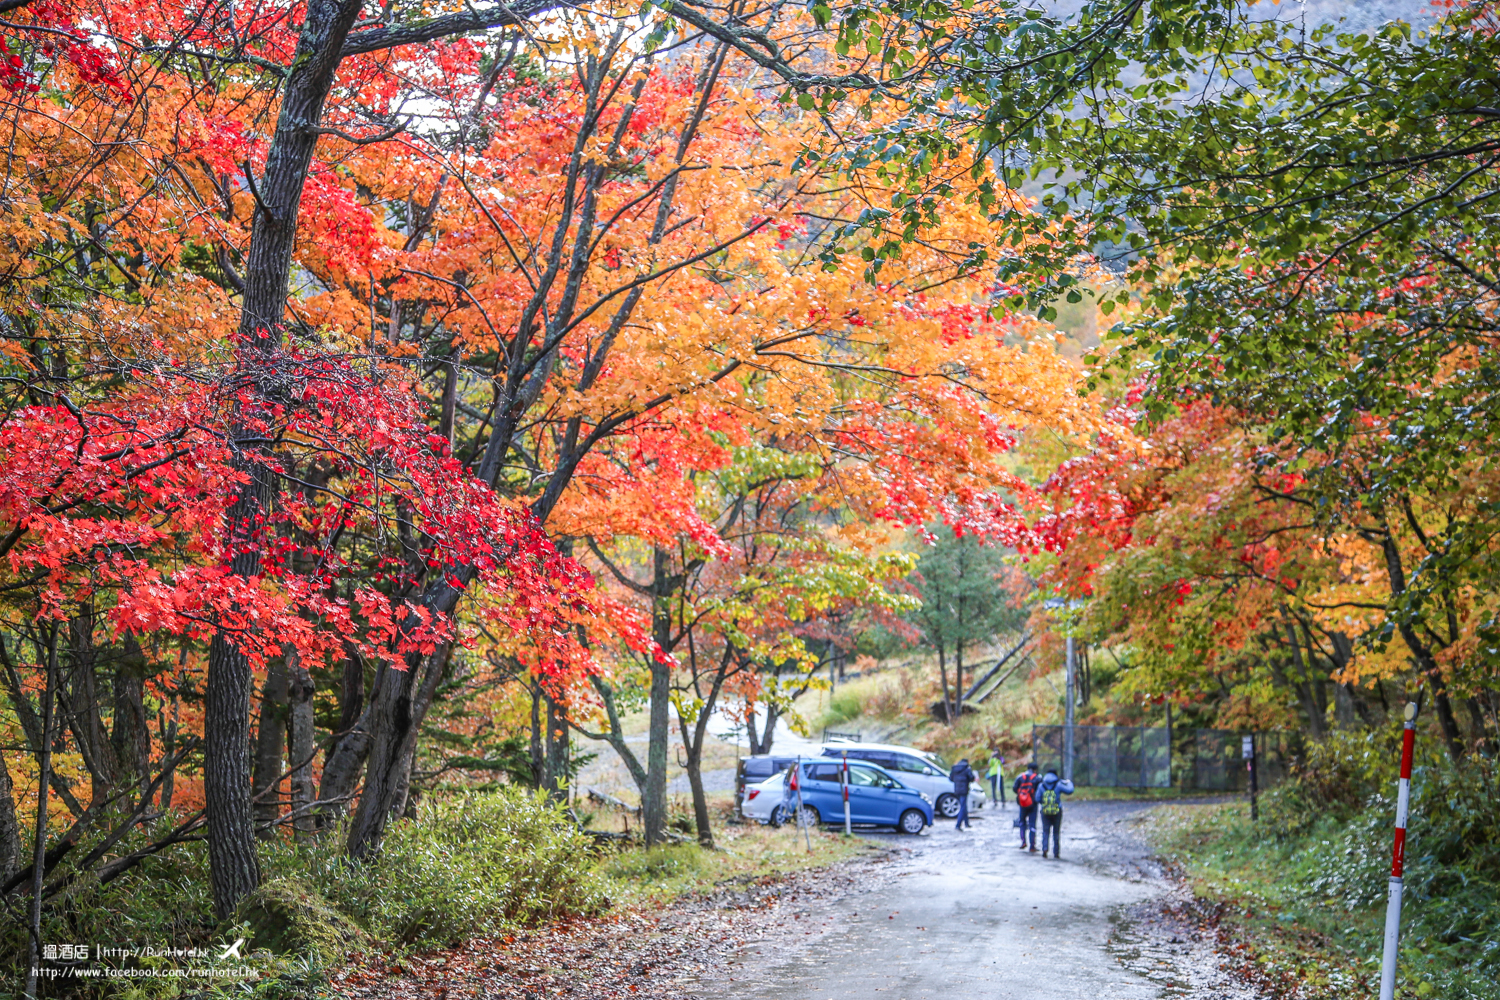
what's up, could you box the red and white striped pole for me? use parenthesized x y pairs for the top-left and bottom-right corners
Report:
(792, 757), (812, 851)
(1379, 701), (1419, 1000)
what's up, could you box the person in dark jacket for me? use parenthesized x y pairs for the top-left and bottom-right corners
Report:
(1037, 769), (1076, 858)
(1013, 761), (1042, 852)
(948, 758), (979, 830)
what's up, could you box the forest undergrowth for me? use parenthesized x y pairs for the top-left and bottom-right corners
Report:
(0, 787), (864, 998)
(1148, 735), (1500, 1000)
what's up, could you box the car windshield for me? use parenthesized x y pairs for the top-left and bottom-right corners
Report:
(924, 753), (949, 771)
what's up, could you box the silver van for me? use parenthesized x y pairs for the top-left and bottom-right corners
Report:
(818, 740), (985, 819)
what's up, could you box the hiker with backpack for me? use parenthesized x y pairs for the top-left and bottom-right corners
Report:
(986, 752), (1005, 808)
(1012, 761), (1042, 852)
(949, 757), (980, 830)
(1038, 768), (1076, 859)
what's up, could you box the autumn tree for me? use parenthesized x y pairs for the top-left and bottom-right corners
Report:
(0, 0), (1119, 922)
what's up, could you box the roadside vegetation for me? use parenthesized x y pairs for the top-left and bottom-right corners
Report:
(1149, 738), (1500, 1000)
(0, 786), (864, 995)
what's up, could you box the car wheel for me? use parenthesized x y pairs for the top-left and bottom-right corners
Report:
(796, 804), (821, 828)
(898, 809), (926, 835)
(769, 804), (786, 828)
(936, 793), (960, 818)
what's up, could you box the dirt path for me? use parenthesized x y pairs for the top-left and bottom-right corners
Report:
(691, 800), (1265, 1000)
(333, 801), (1265, 1000)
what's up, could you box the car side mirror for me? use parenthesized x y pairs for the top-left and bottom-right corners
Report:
(923, 767), (934, 775)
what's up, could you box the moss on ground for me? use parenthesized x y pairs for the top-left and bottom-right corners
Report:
(236, 878), (372, 961)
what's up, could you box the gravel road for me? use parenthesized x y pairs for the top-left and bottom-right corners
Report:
(338, 800), (1268, 1000)
(693, 800), (1265, 1000)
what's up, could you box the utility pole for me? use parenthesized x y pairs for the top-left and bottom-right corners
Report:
(1064, 636), (1076, 782)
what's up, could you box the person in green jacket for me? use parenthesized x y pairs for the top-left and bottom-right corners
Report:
(986, 752), (1005, 807)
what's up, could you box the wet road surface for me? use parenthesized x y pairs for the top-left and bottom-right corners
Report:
(697, 800), (1212, 1000)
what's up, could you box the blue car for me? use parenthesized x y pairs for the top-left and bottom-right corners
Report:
(782, 759), (933, 834)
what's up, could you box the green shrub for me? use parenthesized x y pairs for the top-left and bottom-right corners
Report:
(0, 788), (603, 997)
(819, 689), (865, 728)
(0, 813), (219, 985)
(602, 843), (707, 881)
(1171, 733), (1500, 999)
(1261, 730), (1398, 837)
(290, 787), (608, 947)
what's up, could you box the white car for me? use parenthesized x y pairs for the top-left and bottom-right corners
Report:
(818, 741), (985, 820)
(740, 773), (790, 825)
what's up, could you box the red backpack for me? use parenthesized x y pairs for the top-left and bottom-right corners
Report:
(1016, 773), (1039, 809)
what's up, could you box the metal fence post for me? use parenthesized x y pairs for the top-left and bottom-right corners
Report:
(1243, 734), (1258, 820)
(842, 751), (851, 836)
(1140, 726), (1147, 789)
(1064, 637), (1076, 782)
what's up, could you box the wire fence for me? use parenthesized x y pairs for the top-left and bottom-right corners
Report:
(1031, 725), (1171, 788)
(1191, 729), (1302, 792)
(1030, 724), (1302, 791)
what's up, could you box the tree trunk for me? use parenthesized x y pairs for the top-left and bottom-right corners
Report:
(748, 699), (781, 756)
(112, 638), (152, 795)
(64, 611), (119, 806)
(317, 702), (372, 825)
(1332, 683), (1359, 729)
(1080, 645), (1092, 706)
(204, 0), (368, 917)
(744, 702), (761, 755)
(251, 655), (290, 837)
(204, 630), (263, 918)
(643, 657), (671, 846)
(335, 641), (366, 744)
(24, 627), (58, 1000)
(679, 652), (731, 848)
(640, 546), (674, 847)
(1328, 632), (1379, 728)
(287, 650), (316, 840)
(1378, 534), (1465, 762)
(1464, 698), (1489, 743)
(936, 644), (952, 724)
(528, 681), (544, 787)
(544, 693), (570, 803)
(682, 736), (713, 848)
(160, 694), (179, 813)
(317, 641), (370, 825)
(954, 642), (964, 721)
(0, 724), (20, 880)
(1283, 623), (1327, 739)
(346, 641), (453, 859)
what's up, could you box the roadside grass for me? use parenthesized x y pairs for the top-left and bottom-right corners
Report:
(1148, 802), (1382, 998)
(1147, 799), (1500, 1000)
(598, 819), (875, 908)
